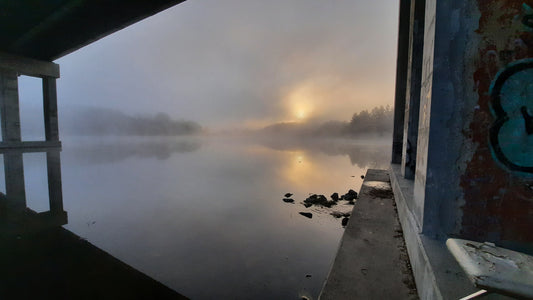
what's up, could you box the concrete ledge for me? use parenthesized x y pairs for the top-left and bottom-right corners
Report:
(0, 141), (61, 153)
(0, 209), (68, 236)
(390, 164), (478, 299)
(0, 52), (60, 78)
(320, 169), (417, 299)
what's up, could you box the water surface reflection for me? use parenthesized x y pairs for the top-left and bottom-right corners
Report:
(3, 137), (390, 299)
(0, 147), (185, 299)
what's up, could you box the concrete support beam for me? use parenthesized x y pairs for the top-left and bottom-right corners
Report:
(0, 53), (61, 146)
(0, 70), (22, 142)
(3, 153), (26, 212)
(0, 141), (61, 151)
(401, 0), (425, 179)
(46, 150), (63, 213)
(0, 53), (62, 214)
(391, 0), (412, 164)
(413, 0), (478, 238)
(0, 52), (59, 78)
(43, 77), (59, 141)
(414, 0), (440, 237)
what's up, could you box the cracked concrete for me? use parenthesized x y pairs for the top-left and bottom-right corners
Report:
(319, 169), (418, 299)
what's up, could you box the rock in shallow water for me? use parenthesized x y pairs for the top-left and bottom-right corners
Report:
(304, 194), (336, 208)
(342, 217), (349, 227)
(331, 211), (351, 218)
(343, 189), (358, 201)
(299, 212), (313, 219)
(330, 192), (339, 201)
(283, 198), (294, 203)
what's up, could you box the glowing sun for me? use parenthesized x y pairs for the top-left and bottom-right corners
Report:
(285, 82), (319, 122)
(296, 110), (306, 120)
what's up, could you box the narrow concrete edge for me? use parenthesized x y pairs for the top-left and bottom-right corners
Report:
(390, 164), (442, 299)
(319, 169), (417, 300)
(390, 164), (477, 300)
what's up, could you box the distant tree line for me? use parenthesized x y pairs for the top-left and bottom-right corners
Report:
(61, 107), (202, 136)
(345, 105), (394, 135)
(261, 105), (394, 137)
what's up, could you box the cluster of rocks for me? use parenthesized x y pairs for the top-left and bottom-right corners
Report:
(303, 194), (335, 208)
(281, 190), (358, 227)
(338, 189), (358, 204)
(281, 190), (358, 207)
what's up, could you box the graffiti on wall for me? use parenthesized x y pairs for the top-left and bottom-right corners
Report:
(460, 1), (533, 246)
(483, 3), (533, 174)
(489, 59), (533, 173)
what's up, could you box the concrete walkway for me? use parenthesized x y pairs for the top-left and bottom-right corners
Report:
(319, 169), (418, 299)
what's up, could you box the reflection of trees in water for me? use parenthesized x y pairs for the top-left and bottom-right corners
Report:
(64, 139), (202, 165)
(63, 137), (390, 168)
(255, 137), (391, 169)
(319, 143), (391, 169)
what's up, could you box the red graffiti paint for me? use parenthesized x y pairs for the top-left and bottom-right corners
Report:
(460, 0), (533, 249)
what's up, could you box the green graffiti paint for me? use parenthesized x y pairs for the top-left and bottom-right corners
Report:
(489, 59), (533, 173)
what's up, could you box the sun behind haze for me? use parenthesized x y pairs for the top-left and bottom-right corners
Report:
(50, 0), (399, 130)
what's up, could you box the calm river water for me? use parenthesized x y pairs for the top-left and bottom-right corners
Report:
(3, 136), (390, 299)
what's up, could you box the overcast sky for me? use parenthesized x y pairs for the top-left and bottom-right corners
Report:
(22, 0), (399, 130)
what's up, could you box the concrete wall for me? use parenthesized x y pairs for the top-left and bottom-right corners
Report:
(461, 1), (533, 253)
(393, 0), (533, 254)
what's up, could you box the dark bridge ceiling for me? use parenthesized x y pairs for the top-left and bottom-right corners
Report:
(0, 0), (187, 61)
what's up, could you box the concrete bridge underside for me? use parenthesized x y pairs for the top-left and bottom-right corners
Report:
(1, 0), (187, 61)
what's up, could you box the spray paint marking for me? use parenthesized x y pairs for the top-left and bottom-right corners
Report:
(523, 3), (533, 29)
(489, 59), (533, 173)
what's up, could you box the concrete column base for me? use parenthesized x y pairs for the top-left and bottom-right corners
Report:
(389, 164), (515, 299)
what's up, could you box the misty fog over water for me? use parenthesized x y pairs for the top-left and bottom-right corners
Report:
(7, 1), (399, 298)
(11, 78), (393, 299)
(3, 136), (390, 299)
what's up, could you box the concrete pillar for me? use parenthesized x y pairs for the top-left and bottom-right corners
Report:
(401, 0), (425, 179)
(43, 77), (59, 141)
(0, 52), (60, 146)
(3, 153), (26, 212)
(46, 150), (63, 213)
(413, 0), (485, 239)
(0, 70), (22, 142)
(391, 0), (412, 164)
(415, 0), (455, 238)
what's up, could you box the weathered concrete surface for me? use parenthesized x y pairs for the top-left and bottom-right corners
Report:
(390, 164), (476, 299)
(390, 164), (516, 300)
(319, 169), (417, 300)
(403, 0), (533, 249)
(447, 238), (533, 299)
(0, 70), (22, 143)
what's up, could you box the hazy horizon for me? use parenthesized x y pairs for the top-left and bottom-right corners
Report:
(17, 0), (398, 133)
